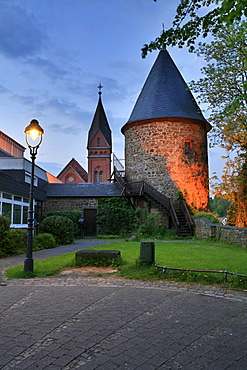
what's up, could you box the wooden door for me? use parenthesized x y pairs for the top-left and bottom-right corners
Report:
(84, 209), (97, 236)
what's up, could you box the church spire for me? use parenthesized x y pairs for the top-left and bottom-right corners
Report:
(87, 87), (112, 183)
(98, 82), (103, 97)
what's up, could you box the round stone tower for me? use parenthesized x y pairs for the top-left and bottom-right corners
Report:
(121, 50), (211, 211)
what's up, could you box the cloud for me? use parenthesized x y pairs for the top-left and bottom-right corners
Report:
(0, 3), (47, 59)
(26, 57), (69, 81)
(0, 84), (10, 94)
(84, 76), (129, 103)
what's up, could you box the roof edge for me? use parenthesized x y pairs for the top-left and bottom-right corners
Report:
(121, 116), (212, 135)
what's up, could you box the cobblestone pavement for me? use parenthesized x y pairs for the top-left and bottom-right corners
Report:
(0, 241), (247, 369)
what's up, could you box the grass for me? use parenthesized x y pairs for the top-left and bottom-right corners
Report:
(5, 240), (247, 289)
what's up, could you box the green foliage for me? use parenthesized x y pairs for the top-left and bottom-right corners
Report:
(0, 215), (10, 257)
(33, 233), (56, 251)
(43, 210), (81, 237)
(209, 196), (231, 217)
(97, 197), (140, 236)
(4, 229), (27, 256)
(39, 215), (74, 245)
(135, 206), (176, 240)
(6, 253), (76, 279)
(189, 21), (247, 153)
(193, 212), (220, 223)
(189, 20), (247, 227)
(142, 0), (247, 56)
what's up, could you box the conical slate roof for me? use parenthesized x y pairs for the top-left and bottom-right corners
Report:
(126, 50), (207, 124)
(87, 95), (112, 148)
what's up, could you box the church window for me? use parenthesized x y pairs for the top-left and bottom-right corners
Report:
(66, 175), (75, 183)
(99, 171), (103, 183)
(94, 171), (99, 183)
(97, 138), (100, 146)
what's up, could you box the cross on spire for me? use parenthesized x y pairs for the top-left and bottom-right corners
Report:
(98, 83), (103, 96)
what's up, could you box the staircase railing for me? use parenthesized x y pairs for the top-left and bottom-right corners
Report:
(179, 199), (194, 235)
(114, 167), (180, 233)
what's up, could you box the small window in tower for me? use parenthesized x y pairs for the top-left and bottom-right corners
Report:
(94, 171), (99, 183)
(97, 138), (100, 146)
(99, 171), (103, 183)
(184, 140), (194, 155)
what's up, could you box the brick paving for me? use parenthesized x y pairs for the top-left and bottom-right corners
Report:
(0, 240), (247, 369)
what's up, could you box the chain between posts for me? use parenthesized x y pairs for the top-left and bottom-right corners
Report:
(155, 265), (247, 283)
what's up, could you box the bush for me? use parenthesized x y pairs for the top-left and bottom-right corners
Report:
(0, 216), (10, 257)
(193, 212), (220, 223)
(5, 229), (27, 256)
(43, 210), (81, 237)
(97, 197), (140, 236)
(39, 215), (74, 245)
(33, 233), (56, 250)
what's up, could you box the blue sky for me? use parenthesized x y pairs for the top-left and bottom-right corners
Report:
(0, 0), (225, 185)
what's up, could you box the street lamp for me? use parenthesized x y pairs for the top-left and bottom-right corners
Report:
(24, 119), (44, 273)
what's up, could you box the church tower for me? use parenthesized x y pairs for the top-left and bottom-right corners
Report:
(87, 86), (112, 183)
(121, 50), (211, 211)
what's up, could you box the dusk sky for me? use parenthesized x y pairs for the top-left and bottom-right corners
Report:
(0, 0), (225, 186)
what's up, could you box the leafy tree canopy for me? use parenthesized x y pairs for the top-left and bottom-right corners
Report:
(189, 21), (247, 154)
(142, 0), (247, 57)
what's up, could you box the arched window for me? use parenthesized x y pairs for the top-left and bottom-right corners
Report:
(184, 140), (194, 155)
(99, 171), (103, 183)
(94, 171), (98, 183)
(97, 138), (100, 146)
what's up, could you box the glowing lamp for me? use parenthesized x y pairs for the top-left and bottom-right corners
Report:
(24, 119), (44, 148)
(24, 119), (44, 273)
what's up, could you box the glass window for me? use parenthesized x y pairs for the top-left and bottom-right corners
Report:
(94, 171), (98, 183)
(2, 203), (12, 221)
(184, 140), (194, 155)
(97, 138), (100, 146)
(13, 204), (21, 224)
(25, 172), (38, 186)
(14, 196), (22, 202)
(23, 206), (28, 224)
(99, 171), (103, 183)
(3, 193), (12, 200)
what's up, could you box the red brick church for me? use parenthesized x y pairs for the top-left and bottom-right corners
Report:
(57, 85), (112, 185)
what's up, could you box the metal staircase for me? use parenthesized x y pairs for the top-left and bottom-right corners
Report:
(114, 167), (194, 236)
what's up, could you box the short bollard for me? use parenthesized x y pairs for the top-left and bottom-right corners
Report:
(140, 242), (155, 264)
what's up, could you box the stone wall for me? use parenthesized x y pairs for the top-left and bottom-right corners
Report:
(123, 117), (210, 211)
(43, 197), (98, 215)
(194, 217), (247, 247)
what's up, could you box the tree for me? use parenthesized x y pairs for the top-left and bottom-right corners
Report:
(142, 0), (247, 57)
(189, 21), (247, 226)
(190, 21), (247, 152)
(209, 196), (231, 217)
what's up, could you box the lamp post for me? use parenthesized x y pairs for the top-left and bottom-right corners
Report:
(24, 119), (44, 273)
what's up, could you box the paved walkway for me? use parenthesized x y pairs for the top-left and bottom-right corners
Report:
(0, 240), (247, 369)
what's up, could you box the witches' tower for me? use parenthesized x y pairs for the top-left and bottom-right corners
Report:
(121, 50), (211, 211)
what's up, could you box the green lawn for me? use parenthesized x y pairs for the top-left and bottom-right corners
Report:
(5, 240), (247, 288)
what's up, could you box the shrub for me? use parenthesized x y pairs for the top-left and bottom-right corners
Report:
(39, 215), (74, 245)
(0, 216), (10, 257)
(43, 210), (81, 237)
(97, 197), (140, 236)
(33, 233), (56, 250)
(193, 212), (220, 223)
(5, 229), (27, 256)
